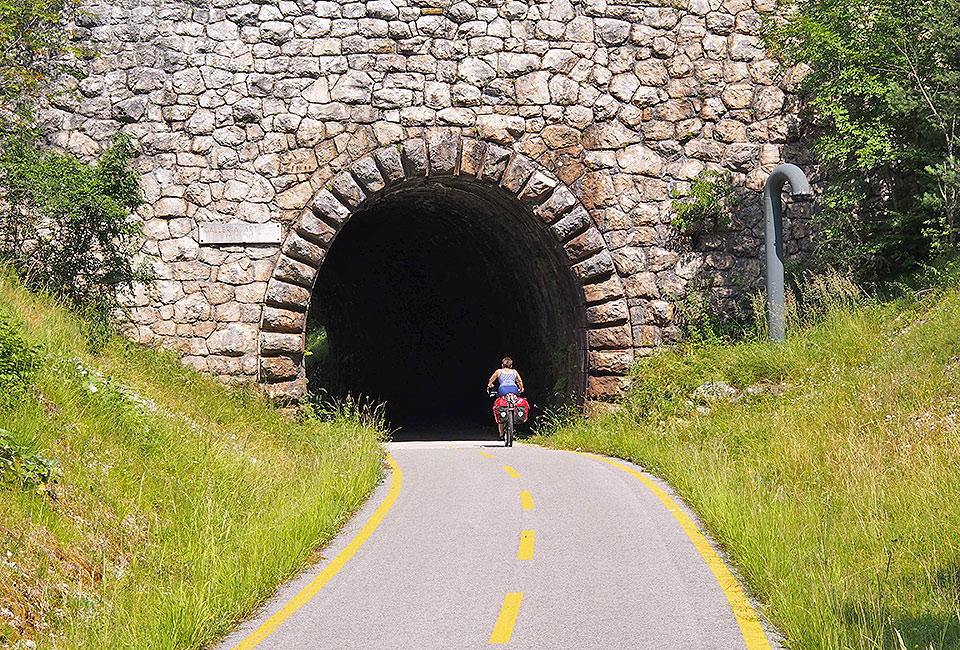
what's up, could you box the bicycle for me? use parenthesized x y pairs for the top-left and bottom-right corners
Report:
(489, 388), (528, 447)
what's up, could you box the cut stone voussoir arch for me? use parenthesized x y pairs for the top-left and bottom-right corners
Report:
(259, 130), (633, 401)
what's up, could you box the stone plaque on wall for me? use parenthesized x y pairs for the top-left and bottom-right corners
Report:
(198, 222), (282, 245)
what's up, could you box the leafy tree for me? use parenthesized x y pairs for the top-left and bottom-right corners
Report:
(0, 131), (149, 319)
(0, 0), (149, 331)
(767, 0), (960, 280)
(0, 0), (83, 125)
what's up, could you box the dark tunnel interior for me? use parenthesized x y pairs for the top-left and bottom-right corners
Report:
(307, 177), (586, 439)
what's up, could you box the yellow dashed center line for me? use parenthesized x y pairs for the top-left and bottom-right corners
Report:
(520, 491), (534, 510)
(502, 465), (521, 478)
(489, 592), (524, 644)
(518, 530), (535, 560)
(476, 451), (496, 459)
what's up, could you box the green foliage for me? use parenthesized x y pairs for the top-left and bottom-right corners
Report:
(669, 170), (741, 233)
(0, 131), (150, 322)
(304, 324), (328, 363)
(766, 0), (960, 280)
(674, 276), (761, 346)
(0, 0), (85, 124)
(534, 268), (960, 649)
(0, 272), (384, 648)
(299, 389), (389, 432)
(0, 310), (35, 407)
(0, 428), (58, 491)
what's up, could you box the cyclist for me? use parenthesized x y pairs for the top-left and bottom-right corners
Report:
(487, 357), (524, 439)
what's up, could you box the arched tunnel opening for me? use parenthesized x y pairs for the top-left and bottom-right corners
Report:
(306, 177), (586, 439)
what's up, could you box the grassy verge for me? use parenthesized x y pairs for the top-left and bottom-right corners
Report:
(0, 271), (385, 649)
(533, 279), (960, 649)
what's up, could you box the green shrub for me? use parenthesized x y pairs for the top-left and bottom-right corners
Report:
(0, 428), (58, 492)
(766, 0), (960, 281)
(0, 311), (35, 407)
(670, 170), (741, 234)
(0, 132), (151, 324)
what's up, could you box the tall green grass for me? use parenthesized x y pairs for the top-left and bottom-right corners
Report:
(535, 274), (960, 649)
(0, 272), (385, 649)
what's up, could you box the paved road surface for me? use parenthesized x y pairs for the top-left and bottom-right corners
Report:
(215, 441), (778, 650)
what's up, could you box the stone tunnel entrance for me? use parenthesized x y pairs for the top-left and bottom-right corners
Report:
(306, 177), (587, 432)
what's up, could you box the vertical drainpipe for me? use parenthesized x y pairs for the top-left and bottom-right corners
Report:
(763, 163), (814, 342)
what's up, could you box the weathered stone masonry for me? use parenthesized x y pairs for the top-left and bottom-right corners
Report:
(42, 0), (812, 400)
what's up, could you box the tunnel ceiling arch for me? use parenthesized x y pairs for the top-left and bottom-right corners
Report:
(258, 131), (634, 402)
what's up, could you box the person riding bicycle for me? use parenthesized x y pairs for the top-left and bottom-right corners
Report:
(488, 357), (524, 439)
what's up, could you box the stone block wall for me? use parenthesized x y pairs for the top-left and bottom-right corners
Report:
(41, 0), (813, 399)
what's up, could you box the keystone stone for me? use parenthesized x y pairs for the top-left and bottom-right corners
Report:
(428, 130), (460, 175)
(480, 144), (511, 181)
(459, 139), (486, 177)
(401, 139), (429, 177)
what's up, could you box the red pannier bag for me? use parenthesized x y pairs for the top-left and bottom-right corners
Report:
(493, 396), (530, 423)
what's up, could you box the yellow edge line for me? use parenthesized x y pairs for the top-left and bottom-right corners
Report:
(518, 530), (535, 560)
(476, 451), (496, 459)
(230, 455), (403, 650)
(489, 592), (524, 644)
(502, 465), (521, 478)
(520, 491), (534, 510)
(576, 452), (771, 650)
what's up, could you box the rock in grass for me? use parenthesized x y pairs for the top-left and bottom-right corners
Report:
(691, 381), (739, 402)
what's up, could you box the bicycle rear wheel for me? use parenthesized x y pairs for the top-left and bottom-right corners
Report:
(505, 411), (514, 447)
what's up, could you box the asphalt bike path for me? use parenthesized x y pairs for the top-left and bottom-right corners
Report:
(215, 441), (779, 650)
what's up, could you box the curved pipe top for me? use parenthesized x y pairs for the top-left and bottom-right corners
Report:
(764, 163), (814, 200)
(763, 163), (813, 343)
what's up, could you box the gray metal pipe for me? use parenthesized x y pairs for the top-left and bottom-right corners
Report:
(763, 163), (813, 342)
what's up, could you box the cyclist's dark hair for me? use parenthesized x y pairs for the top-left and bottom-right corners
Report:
(502, 357), (513, 368)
